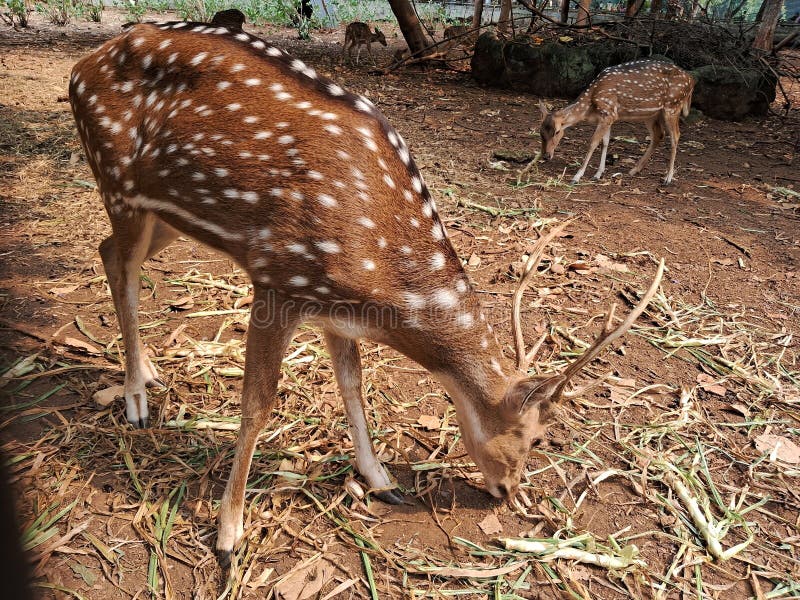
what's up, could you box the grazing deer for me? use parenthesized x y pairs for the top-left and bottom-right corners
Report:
(342, 21), (387, 65)
(209, 9), (245, 31)
(68, 22), (664, 564)
(529, 60), (694, 185)
(442, 24), (475, 47)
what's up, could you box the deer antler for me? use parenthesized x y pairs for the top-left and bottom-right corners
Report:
(511, 221), (572, 372)
(552, 258), (665, 400)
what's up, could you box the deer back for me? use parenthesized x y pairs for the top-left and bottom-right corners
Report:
(577, 60), (694, 121)
(69, 23), (483, 356)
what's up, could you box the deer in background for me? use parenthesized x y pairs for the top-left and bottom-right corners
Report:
(342, 21), (387, 65)
(524, 59), (695, 185)
(69, 21), (664, 564)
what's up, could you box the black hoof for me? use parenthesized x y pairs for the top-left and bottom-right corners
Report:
(138, 416), (149, 429)
(374, 488), (405, 505)
(216, 548), (232, 568)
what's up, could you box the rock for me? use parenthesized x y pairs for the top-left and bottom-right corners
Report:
(472, 32), (638, 98)
(690, 64), (776, 120)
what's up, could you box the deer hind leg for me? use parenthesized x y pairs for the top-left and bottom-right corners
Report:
(663, 112), (680, 185)
(99, 209), (180, 427)
(323, 330), (403, 504)
(216, 289), (299, 564)
(630, 116), (664, 176)
(592, 128), (612, 180)
(572, 121), (611, 184)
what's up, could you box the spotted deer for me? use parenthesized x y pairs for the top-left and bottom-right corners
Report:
(341, 21), (387, 65)
(69, 22), (664, 563)
(526, 59), (695, 185)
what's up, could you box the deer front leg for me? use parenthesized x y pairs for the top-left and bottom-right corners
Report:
(663, 112), (680, 185)
(630, 117), (663, 176)
(367, 42), (377, 65)
(216, 291), (299, 565)
(572, 121), (610, 184)
(324, 330), (403, 504)
(101, 211), (178, 427)
(592, 128), (612, 180)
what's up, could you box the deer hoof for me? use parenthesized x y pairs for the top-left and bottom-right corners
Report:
(374, 488), (405, 505)
(215, 548), (233, 568)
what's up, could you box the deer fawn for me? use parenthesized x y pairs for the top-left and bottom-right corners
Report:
(342, 21), (387, 65)
(526, 60), (694, 185)
(69, 22), (664, 563)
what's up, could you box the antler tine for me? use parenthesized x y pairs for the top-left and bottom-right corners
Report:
(553, 258), (665, 398)
(512, 221), (572, 372)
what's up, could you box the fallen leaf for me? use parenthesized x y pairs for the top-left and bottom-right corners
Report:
(417, 414), (441, 430)
(234, 294), (253, 309)
(551, 263), (565, 275)
(595, 254), (630, 273)
(477, 513), (503, 535)
(169, 296), (195, 310)
(93, 385), (124, 407)
(714, 258), (735, 266)
(696, 373), (727, 396)
(274, 561), (334, 600)
(467, 253), (481, 267)
(754, 434), (800, 464)
(62, 337), (101, 355)
(49, 284), (79, 296)
(567, 260), (593, 273)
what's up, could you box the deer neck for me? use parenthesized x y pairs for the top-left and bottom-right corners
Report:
(379, 289), (519, 438)
(558, 101), (591, 128)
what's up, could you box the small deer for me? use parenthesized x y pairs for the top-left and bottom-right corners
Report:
(69, 22), (664, 564)
(443, 24), (475, 47)
(528, 59), (695, 185)
(342, 21), (387, 65)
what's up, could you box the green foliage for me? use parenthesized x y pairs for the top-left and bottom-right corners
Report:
(122, 0), (146, 23)
(174, 0), (237, 23)
(2, 0), (32, 27)
(35, 0), (81, 25)
(83, 0), (102, 22)
(328, 0), (378, 24)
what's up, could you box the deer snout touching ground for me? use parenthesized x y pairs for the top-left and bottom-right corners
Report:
(522, 59), (695, 186)
(69, 21), (665, 565)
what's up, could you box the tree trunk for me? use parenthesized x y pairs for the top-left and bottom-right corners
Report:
(472, 0), (485, 29)
(560, 0), (570, 23)
(387, 0), (430, 57)
(498, 0), (512, 34)
(626, 0), (644, 17)
(752, 0), (782, 50)
(575, 0), (591, 26)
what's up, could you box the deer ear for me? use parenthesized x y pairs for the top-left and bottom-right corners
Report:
(504, 376), (564, 416)
(538, 100), (549, 119)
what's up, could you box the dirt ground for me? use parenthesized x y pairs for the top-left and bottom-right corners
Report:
(1, 10), (799, 600)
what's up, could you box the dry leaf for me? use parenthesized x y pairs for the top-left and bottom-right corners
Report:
(477, 513), (503, 535)
(169, 296), (195, 310)
(417, 414), (441, 430)
(234, 294), (253, 309)
(467, 253), (481, 267)
(754, 434), (800, 464)
(93, 385), (124, 407)
(714, 258), (735, 266)
(595, 254), (630, 273)
(274, 561), (334, 600)
(62, 337), (101, 355)
(49, 284), (79, 296)
(696, 373), (727, 396)
(567, 260), (593, 273)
